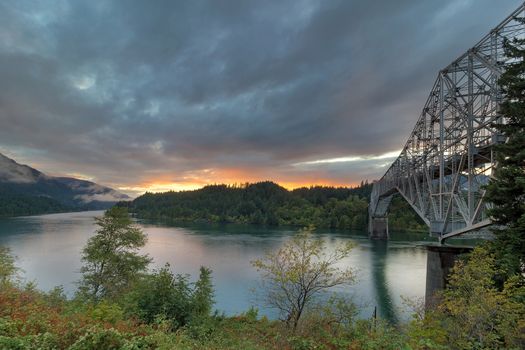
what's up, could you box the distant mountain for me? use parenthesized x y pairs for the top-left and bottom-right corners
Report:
(0, 152), (130, 217)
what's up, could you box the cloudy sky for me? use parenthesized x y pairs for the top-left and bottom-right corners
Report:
(0, 0), (520, 196)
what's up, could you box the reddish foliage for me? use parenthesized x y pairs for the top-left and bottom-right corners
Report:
(0, 286), (150, 348)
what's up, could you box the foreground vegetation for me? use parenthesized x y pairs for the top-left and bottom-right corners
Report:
(0, 281), (403, 349)
(1, 208), (412, 349)
(0, 204), (523, 349)
(121, 181), (426, 232)
(1, 233), (523, 349)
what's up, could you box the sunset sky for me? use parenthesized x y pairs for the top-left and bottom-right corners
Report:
(0, 0), (519, 196)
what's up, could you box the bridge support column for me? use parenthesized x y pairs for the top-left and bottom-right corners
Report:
(425, 245), (472, 309)
(369, 216), (389, 240)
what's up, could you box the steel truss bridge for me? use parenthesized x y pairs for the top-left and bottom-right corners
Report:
(369, 3), (525, 243)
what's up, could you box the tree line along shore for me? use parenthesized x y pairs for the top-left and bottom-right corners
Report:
(119, 181), (427, 233)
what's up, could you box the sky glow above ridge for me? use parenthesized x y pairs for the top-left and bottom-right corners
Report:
(0, 0), (519, 196)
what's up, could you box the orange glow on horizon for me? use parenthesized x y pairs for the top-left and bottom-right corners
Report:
(118, 177), (360, 197)
(115, 167), (363, 197)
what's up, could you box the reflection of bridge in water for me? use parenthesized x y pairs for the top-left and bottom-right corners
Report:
(368, 4), (524, 244)
(369, 240), (397, 323)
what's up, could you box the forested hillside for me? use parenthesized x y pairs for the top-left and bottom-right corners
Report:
(0, 193), (70, 217)
(0, 152), (130, 217)
(122, 181), (426, 231)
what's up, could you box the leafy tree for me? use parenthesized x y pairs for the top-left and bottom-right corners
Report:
(0, 246), (17, 285)
(251, 229), (356, 330)
(78, 207), (151, 301)
(125, 264), (214, 330)
(485, 37), (525, 277)
(127, 264), (192, 328)
(408, 247), (525, 349)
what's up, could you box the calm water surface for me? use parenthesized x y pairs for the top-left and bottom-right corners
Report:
(0, 211), (438, 322)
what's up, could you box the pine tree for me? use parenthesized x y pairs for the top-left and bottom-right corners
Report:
(485, 36), (525, 277)
(192, 267), (214, 318)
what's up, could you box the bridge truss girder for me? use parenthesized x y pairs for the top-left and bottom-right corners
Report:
(369, 4), (525, 242)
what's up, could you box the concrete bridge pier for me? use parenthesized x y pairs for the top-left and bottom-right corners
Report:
(369, 216), (389, 239)
(425, 245), (473, 308)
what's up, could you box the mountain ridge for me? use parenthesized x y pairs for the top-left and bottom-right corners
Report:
(0, 152), (129, 217)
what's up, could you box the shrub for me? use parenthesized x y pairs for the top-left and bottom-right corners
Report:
(124, 264), (214, 330)
(69, 327), (127, 350)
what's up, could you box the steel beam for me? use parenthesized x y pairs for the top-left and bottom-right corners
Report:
(368, 3), (525, 242)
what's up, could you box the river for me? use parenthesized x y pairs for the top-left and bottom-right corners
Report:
(0, 210), (440, 322)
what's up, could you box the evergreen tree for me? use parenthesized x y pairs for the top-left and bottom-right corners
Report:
(192, 267), (214, 318)
(485, 36), (525, 277)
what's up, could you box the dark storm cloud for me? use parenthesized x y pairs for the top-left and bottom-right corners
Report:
(0, 0), (520, 191)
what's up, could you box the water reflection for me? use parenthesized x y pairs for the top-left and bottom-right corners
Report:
(0, 212), (430, 322)
(370, 240), (397, 323)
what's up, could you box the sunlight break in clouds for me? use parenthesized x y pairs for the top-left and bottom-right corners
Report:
(293, 150), (402, 166)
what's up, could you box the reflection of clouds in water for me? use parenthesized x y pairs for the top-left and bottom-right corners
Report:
(0, 211), (101, 294)
(0, 212), (428, 321)
(140, 225), (293, 319)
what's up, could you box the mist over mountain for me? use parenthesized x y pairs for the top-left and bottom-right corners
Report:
(0, 152), (129, 216)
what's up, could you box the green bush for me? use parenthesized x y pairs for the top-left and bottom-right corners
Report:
(0, 336), (26, 350)
(0, 333), (60, 350)
(185, 316), (219, 342)
(0, 246), (18, 285)
(407, 247), (525, 349)
(69, 327), (127, 350)
(90, 301), (125, 325)
(288, 336), (320, 350)
(124, 264), (214, 330)
(0, 318), (17, 337)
